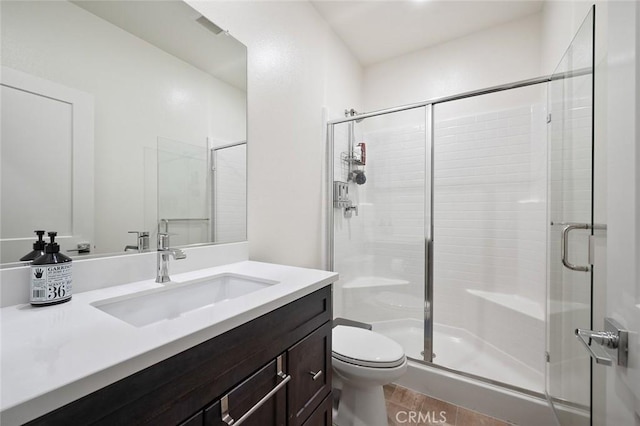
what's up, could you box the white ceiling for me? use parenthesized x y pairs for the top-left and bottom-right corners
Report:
(310, 0), (544, 66)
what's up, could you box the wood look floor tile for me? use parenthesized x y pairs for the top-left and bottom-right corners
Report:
(390, 385), (422, 410)
(384, 384), (398, 401)
(387, 400), (408, 426)
(382, 385), (514, 426)
(417, 395), (457, 426)
(455, 407), (510, 426)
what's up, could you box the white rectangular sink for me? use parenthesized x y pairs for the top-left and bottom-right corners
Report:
(92, 273), (278, 327)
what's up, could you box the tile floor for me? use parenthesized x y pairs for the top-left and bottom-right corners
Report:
(384, 384), (513, 426)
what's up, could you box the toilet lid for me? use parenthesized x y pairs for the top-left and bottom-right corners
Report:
(332, 326), (406, 368)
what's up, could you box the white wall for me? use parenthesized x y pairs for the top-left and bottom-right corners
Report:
(363, 12), (542, 112)
(604, 2), (640, 424)
(540, 0), (597, 75)
(188, 1), (363, 269)
(1, 1), (245, 255)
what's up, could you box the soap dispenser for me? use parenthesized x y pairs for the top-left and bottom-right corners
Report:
(20, 230), (47, 262)
(30, 232), (73, 306)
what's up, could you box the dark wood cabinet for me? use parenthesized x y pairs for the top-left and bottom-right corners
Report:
(301, 395), (332, 426)
(27, 286), (332, 426)
(287, 321), (332, 426)
(203, 356), (287, 426)
(179, 411), (204, 426)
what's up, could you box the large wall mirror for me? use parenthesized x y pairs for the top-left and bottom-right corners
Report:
(0, 1), (247, 265)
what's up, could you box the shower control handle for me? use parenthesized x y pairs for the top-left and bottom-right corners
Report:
(344, 204), (358, 218)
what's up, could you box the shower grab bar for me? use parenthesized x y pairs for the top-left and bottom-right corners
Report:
(553, 222), (607, 272)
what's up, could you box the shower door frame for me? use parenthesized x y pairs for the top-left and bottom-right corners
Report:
(326, 72), (592, 396)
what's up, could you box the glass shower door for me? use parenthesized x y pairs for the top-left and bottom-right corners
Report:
(431, 85), (547, 392)
(546, 7), (595, 425)
(331, 107), (427, 358)
(157, 137), (210, 247)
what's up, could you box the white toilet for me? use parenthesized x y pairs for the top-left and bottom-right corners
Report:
(332, 325), (407, 426)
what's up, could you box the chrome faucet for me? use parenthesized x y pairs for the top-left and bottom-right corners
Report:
(124, 231), (150, 252)
(156, 233), (186, 283)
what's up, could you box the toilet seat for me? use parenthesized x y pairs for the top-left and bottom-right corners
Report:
(332, 325), (405, 368)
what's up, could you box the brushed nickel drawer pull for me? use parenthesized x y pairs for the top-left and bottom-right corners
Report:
(221, 355), (290, 425)
(309, 370), (323, 381)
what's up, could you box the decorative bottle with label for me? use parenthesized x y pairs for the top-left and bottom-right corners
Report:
(30, 232), (72, 306)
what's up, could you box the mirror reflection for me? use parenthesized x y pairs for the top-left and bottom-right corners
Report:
(0, 0), (247, 265)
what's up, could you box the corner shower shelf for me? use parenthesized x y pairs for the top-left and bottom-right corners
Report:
(466, 289), (544, 321)
(340, 151), (365, 166)
(341, 276), (409, 289)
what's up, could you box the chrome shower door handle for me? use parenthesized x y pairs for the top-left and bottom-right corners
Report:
(575, 328), (615, 366)
(575, 318), (629, 367)
(561, 223), (590, 272)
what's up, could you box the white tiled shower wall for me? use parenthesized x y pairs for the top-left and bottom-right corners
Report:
(433, 103), (546, 378)
(333, 112), (426, 323)
(334, 98), (548, 385)
(214, 144), (247, 243)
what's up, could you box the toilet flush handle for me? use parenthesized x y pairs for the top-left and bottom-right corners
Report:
(309, 370), (323, 381)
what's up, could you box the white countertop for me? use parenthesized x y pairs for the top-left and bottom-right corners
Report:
(0, 260), (338, 425)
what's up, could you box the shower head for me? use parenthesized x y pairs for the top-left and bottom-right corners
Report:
(351, 170), (366, 185)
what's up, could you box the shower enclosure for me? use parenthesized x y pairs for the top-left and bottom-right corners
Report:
(326, 8), (595, 424)
(148, 138), (247, 247)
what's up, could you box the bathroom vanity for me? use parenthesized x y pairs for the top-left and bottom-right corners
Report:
(0, 260), (337, 426)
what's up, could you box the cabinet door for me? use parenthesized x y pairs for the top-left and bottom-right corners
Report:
(203, 356), (287, 426)
(287, 322), (332, 426)
(301, 394), (332, 426)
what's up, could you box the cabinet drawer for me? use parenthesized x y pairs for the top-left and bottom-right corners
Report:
(301, 394), (332, 426)
(287, 322), (332, 426)
(179, 411), (203, 426)
(204, 355), (287, 426)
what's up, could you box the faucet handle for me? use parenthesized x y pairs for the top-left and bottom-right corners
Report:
(157, 232), (170, 250)
(128, 231), (150, 251)
(129, 231), (149, 237)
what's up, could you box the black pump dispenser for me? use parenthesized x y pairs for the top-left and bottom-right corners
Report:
(20, 230), (47, 262)
(30, 231), (73, 306)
